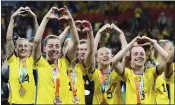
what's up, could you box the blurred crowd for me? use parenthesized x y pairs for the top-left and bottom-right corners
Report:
(1, 1), (175, 56)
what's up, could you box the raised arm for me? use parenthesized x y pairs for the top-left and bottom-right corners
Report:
(142, 36), (168, 59)
(24, 6), (38, 34)
(6, 7), (25, 59)
(142, 36), (168, 74)
(82, 20), (95, 73)
(110, 23), (129, 67)
(94, 24), (110, 52)
(58, 26), (70, 46)
(111, 23), (127, 49)
(165, 44), (174, 78)
(112, 36), (141, 76)
(59, 6), (79, 61)
(33, 7), (60, 61)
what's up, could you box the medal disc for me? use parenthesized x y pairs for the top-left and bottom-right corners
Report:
(101, 101), (108, 105)
(54, 96), (62, 105)
(19, 88), (26, 96)
(72, 96), (80, 104)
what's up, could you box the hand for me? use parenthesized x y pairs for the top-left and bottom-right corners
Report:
(11, 7), (26, 19)
(45, 7), (61, 20)
(130, 36), (142, 47)
(75, 20), (82, 25)
(81, 20), (92, 33)
(58, 6), (73, 22)
(75, 20), (82, 32)
(111, 23), (124, 34)
(141, 36), (157, 44)
(98, 24), (111, 33)
(23, 6), (36, 18)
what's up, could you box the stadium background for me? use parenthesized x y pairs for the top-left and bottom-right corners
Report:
(1, 1), (175, 57)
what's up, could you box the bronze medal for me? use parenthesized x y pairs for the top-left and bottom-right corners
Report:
(101, 101), (108, 105)
(72, 95), (80, 104)
(54, 96), (62, 105)
(19, 87), (26, 96)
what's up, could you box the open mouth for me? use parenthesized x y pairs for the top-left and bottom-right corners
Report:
(80, 55), (84, 59)
(135, 58), (144, 62)
(20, 50), (27, 53)
(102, 57), (109, 61)
(80, 54), (85, 58)
(50, 51), (59, 56)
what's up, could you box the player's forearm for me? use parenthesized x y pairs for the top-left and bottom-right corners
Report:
(94, 32), (102, 52)
(119, 33), (127, 49)
(87, 30), (94, 55)
(6, 17), (16, 59)
(69, 18), (79, 45)
(84, 30), (95, 68)
(34, 17), (49, 43)
(33, 16), (39, 35)
(33, 17), (48, 60)
(6, 17), (15, 41)
(66, 19), (79, 60)
(152, 41), (168, 59)
(112, 43), (133, 64)
(112, 25), (127, 49)
(58, 26), (69, 45)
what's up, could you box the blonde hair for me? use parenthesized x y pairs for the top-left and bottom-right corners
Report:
(15, 38), (29, 47)
(44, 35), (60, 46)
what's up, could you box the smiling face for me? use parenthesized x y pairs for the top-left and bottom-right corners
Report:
(45, 36), (61, 62)
(130, 46), (146, 68)
(16, 39), (29, 58)
(96, 47), (112, 65)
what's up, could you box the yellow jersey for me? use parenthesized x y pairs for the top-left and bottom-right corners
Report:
(88, 69), (122, 104)
(35, 56), (86, 104)
(165, 63), (174, 104)
(7, 55), (35, 104)
(122, 67), (158, 104)
(61, 61), (86, 104)
(155, 74), (169, 104)
(35, 56), (70, 104)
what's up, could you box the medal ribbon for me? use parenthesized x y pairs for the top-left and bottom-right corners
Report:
(67, 70), (77, 96)
(67, 58), (81, 97)
(53, 60), (60, 97)
(134, 73), (144, 104)
(100, 69), (111, 102)
(55, 61), (60, 97)
(19, 60), (27, 88)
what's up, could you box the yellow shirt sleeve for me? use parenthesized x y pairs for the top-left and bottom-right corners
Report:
(35, 56), (47, 67)
(87, 69), (98, 82)
(122, 68), (131, 81)
(7, 54), (16, 64)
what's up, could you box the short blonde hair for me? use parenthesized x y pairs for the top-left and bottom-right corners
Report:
(44, 35), (60, 46)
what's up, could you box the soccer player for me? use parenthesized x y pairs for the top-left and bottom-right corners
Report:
(159, 40), (174, 104)
(112, 36), (168, 104)
(33, 6), (79, 104)
(141, 42), (169, 104)
(65, 20), (95, 104)
(88, 23), (127, 104)
(6, 6), (38, 104)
